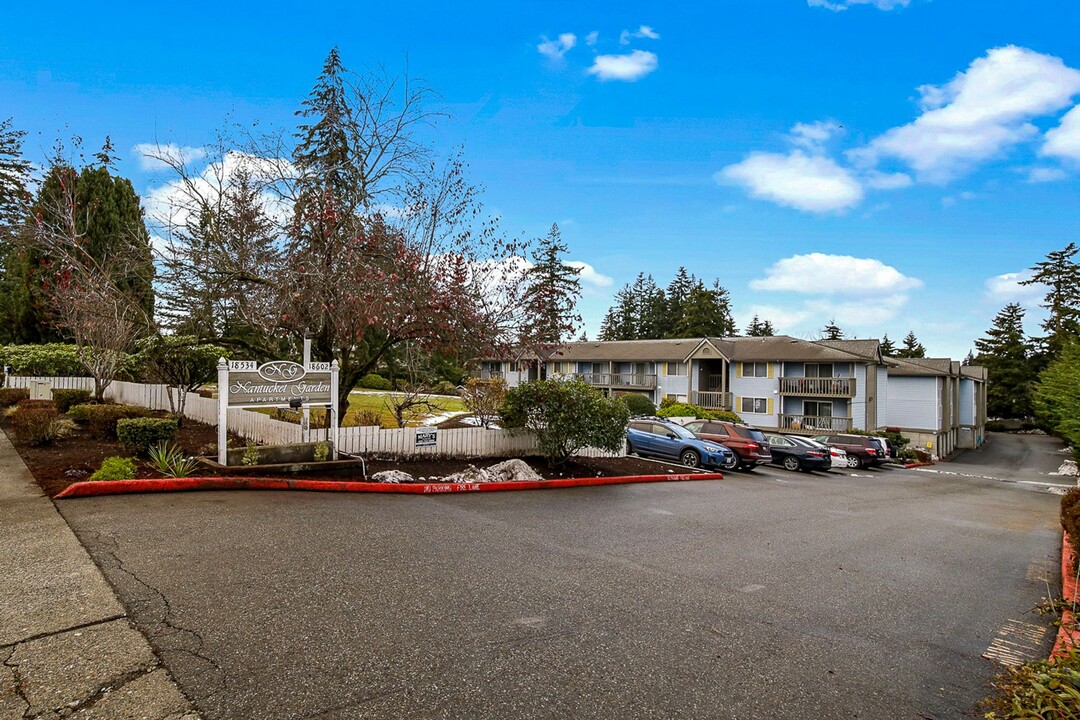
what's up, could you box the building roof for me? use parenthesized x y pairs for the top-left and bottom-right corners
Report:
(887, 357), (956, 377)
(815, 338), (883, 362)
(548, 338), (705, 362)
(721, 336), (881, 363)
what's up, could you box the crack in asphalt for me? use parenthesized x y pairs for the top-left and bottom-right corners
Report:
(0, 614), (128, 653)
(296, 687), (407, 719)
(79, 529), (230, 699)
(42, 667), (158, 719)
(2, 643), (31, 719)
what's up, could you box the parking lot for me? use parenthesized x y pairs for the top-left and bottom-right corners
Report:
(58, 435), (1069, 720)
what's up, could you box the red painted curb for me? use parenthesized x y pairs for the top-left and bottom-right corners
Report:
(903, 462), (935, 469)
(54, 472), (725, 499)
(1051, 531), (1079, 660)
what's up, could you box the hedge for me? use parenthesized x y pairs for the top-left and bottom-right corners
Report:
(90, 456), (137, 481)
(52, 389), (92, 414)
(68, 403), (152, 438)
(117, 417), (179, 455)
(0, 387), (29, 407)
(358, 373), (392, 391)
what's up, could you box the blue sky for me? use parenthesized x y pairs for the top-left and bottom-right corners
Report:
(3, 0), (1079, 358)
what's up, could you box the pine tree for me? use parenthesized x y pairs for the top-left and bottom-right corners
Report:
(665, 267), (694, 331)
(1032, 340), (1080, 447)
(1021, 242), (1080, 357)
(896, 330), (926, 358)
(0, 118), (33, 343)
(975, 303), (1035, 418)
(674, 280), (735, 337)
(880, 334), (896, 357)
(821, 319), (844, 340)
(520, 223), (582, 352)
(631, 273), (666, 339)
(746, 315), (776, 337)
(0, 118), (31, 247)
(601, 285), (638, 340)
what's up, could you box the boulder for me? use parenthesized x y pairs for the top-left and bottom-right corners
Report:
(441, 465), (495, 484)
(371, 470), (413, 484)
(485, 458), (543, 483)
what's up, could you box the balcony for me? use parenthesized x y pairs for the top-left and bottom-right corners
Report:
(691, 390), (733, 411)
(779, 414), (852, 433)
(778, 377), (856, 398)
(571, 372), (656, 390)
(480, 370), (504, 380)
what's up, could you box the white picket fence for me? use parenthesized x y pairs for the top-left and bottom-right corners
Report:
(5, 376), (619, 459)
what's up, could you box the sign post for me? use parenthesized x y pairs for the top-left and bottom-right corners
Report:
(216, 358), (338, 466)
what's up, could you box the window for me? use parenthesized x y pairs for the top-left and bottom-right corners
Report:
(804, 401), (833, 417)
(665, 362), (687, 376)
(551, 361), (571, 374)
(740, 397), (768, 414)
(577, 362), (593, 374)
(742, 362), (768, 378)
(805, 364), (834, 378)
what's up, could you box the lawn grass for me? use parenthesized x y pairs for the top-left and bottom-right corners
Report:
(251, 391), (467, 428)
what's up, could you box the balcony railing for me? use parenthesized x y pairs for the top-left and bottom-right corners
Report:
(691, 390), (733, 411)
(571, 372), (656, 389)
(779, 414), (852, 433)
(778, 377), (856, 398)
(480, 370), (504, 380)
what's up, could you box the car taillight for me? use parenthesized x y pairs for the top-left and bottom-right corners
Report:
(830, 449), (840, 456)
(808, 451), (824, 457)
(867, 448), (878, 455)
(746, 442), (759, 450)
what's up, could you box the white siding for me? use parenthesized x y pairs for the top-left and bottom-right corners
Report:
(851, 364), (867, 430)
(959, 379), (975, 425)
(886, 376), (940, 431)
(876, 366), (889, 428)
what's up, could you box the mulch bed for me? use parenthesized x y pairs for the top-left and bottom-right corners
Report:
(2, 413), (697, 497)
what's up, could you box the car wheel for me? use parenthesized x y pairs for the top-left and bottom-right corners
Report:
(783, 456), (800, 472)
(680, 449), (701, 468)
(626, 441), (635, 456)
(846, 455), (861, 469)
(720, 453), (739, 471)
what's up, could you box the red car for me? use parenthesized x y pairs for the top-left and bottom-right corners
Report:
(682, 420), (773, 471)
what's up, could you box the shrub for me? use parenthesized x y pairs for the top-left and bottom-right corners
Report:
(52, 389), (93, 414)
(313, 442), (330, 461)
(1062, 487), (1080, 571)
(0, 387), (29, 407)
(352, 409), (383, 427)
(618, 393), (656, 417)
(90, 456), (137, 481)
(459, 377), (507, 428)
(980, 647), (1080, 719)
(986, 420), (1007, 432)
(147, 442), (199, 478)
(69, 404), (153, 438)
(0, 343), (88, 376)
(433, 380), (458, 396)
(502, 378), (630, 466)
(9, 403), (71, 446)
(117, 418), (179, 455)
(242, 443), (260, 466)
(358, 373), (392, 391)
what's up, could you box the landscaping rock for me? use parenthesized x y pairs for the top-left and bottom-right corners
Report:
(486, 458), (543, 483)
(1051, 459), (1078, 477)
(371, 470), (413, 484)
(441, 465), (495, 484)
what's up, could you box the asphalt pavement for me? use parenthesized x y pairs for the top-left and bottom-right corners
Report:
(54, 435), (1069, 720)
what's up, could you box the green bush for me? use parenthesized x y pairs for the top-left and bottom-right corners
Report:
(433, 380), (458, 396)
(68, 404), (152, 438)
(0, 343), (88, 376)
(52, 389), (93, 414)
(90, 456), (137, 481)
(0, 387), (29, 407)
(358, 373), (392, 391)
(618, 393), (656, 416)
(117, 417), (179, 455)
(1062, 487), (1080, 572)
(655, 403), (742, 423)
(147, 442), (199, 478)
(502, 378), (630, 466)
(986, 420), (1007, 432)
(9, 402), (71, 446)
(980, 647), (1080, 719)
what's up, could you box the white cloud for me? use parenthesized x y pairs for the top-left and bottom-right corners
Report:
(566, 260), (613, 288)
(751, 253), (923, 295)
(587, 50), (659, 82)
(789, 120), (843, 152)
(1043, 104), (1080, 161)
(985, 270), (1046, 306)
(804, 295), (910, 326)
(941, 190), (976, 207)
(619, 25), (660, 44)
(808, 0), (910, 10)
(719, 151), (864, 213)
(538, 33), (577, 60)
(864, 171), (913, 190)
(1027, 167), (1069, 183)
(133, 143), (207, 172)
(585, 31), (599, 47)
(854, 46), (1080, 182)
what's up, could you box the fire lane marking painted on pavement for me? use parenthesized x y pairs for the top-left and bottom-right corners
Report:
(1025, 560), (1056, 584)
(982, 619), (1050, 667)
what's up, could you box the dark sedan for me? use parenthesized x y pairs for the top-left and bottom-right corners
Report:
(764, 433), (832, 472)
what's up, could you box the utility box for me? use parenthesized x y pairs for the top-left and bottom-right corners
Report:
(29, 380), (52, 400)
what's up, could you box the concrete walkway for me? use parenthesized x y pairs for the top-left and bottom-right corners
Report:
(0, 432), (200, 719)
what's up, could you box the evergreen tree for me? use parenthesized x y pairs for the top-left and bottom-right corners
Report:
(974, 303), (1035, 418)
(520, 223), (582, 352)
(895, 330), (926, 358)
(674, 280), (735, 337)
(664, 267), (694, 331)
(821, 319), (844, 340)
(600, 285), (638, 341)
(0, 118), (31, 247)
(963, 350), (975, 366)
(0, 118), (33, 343)
(880, 334), (896, 357)
(1032, 340), (1080, 448)
(745, 315), (776, 337)
(1021, 242), (1080, 357)
(631, 273), (666, 339)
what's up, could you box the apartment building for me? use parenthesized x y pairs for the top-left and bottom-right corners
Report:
(885, 358), (988, 456)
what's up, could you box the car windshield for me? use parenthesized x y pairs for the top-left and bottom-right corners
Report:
(667, 424), (695, 439)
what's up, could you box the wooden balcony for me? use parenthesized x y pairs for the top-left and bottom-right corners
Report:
(779, 414), (852, 433)
(778, 377), (856, 398)
(571, 372), (656, 390)
(691, 390), (733, 411)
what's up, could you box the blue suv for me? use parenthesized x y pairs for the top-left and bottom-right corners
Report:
(626, 418), (735, 469)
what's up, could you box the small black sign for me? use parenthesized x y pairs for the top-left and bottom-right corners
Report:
(415, 428), (438, 447)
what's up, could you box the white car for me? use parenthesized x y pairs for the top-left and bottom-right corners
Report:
(788, 436), (847, 469)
